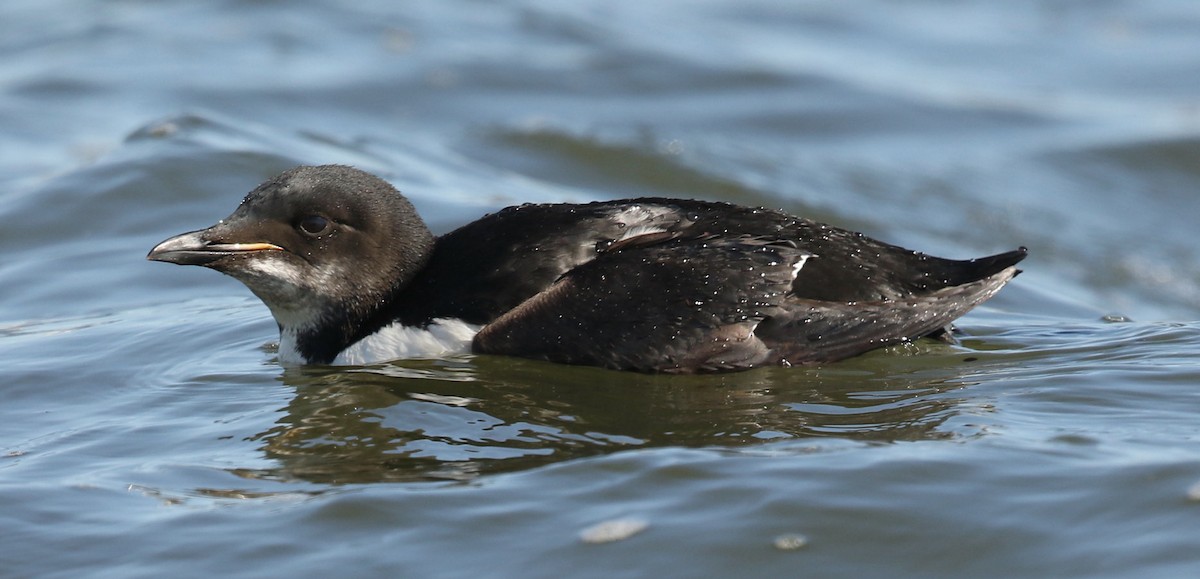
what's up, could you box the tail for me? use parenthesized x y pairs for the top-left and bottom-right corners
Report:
(760, 264), (1023, 364)
(950, 246), (1028, 284)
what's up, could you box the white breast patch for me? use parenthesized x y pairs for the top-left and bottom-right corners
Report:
(329, 318), (481, 365)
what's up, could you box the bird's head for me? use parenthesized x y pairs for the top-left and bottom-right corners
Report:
(148, 165), (434, 361)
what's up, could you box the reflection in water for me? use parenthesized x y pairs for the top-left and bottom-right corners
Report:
(237, 345), (993, 484)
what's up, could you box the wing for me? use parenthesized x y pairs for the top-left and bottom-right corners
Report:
(471, 233), (812, 373)
(471, 230), (1024, 372)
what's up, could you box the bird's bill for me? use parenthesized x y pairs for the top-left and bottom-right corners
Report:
(147, 229), (283, 266)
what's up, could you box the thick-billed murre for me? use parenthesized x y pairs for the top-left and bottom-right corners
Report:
(147, 164), (1027, 373)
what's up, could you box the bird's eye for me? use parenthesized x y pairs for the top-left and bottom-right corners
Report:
(298, 215), (330, 236)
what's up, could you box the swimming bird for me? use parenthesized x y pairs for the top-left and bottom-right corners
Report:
(147, 165), (1026, 373)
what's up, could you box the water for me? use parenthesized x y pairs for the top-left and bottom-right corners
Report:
(4, 1), (1200, 577)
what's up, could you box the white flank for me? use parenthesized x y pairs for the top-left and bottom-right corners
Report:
(331, 318), (481, 365)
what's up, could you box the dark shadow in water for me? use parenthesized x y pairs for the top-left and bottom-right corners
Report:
(234, 344), (995, 484)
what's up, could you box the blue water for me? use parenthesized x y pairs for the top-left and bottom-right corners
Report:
(4, 1), (1200, 577)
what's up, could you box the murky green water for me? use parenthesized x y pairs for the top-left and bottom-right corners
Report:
(4, 1), (1200, 577)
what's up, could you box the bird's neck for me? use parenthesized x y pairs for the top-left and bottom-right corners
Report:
(270, 261), (435, 365)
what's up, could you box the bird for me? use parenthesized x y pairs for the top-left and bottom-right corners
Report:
(147, 164), (1026, 373)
